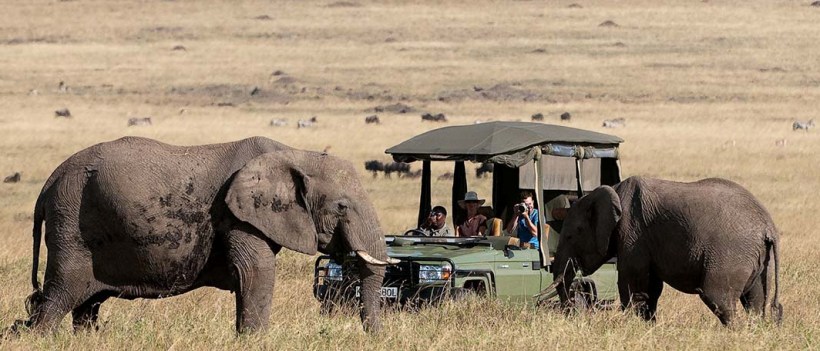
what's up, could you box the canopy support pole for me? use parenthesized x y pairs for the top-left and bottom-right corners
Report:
(533, 147), (550, 266)
(452, 161), (468, 227)
(417, 160), (431, 228)
(575, 158), (585, 198)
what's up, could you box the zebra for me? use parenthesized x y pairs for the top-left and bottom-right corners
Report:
(297, 116), (318, 129)
(602, 117), (626, 128)
(127, 117), (153, 127)
(269, 118), (287, 127)
(792, 119), (814, 131)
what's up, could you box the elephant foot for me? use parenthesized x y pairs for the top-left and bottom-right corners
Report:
(2, 320), (31, 339)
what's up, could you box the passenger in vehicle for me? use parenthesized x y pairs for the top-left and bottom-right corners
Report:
(419, 205), (454, 237)
(478, 206), (503, 236)
(456, 191), (487, 237)
(544, 194), (571, 255)
(506, 190), (539, 249)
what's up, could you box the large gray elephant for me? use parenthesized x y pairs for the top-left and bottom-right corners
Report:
(14, 136), (394, 334)
(552, 176), (782, 325)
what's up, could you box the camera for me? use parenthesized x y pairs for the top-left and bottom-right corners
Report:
(514, 202), (528, 214)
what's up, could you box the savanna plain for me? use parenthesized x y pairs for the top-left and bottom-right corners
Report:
(1, 0), (819, 349)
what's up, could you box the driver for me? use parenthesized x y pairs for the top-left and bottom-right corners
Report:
(418, 206), (454, 237)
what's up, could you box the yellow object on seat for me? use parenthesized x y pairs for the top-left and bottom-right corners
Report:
(486, 217), (503, 236)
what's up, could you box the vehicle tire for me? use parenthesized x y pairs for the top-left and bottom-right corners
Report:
(449, 287), (474, 302)
(569, 279), (597, 309)
(319, 298), (336, 315)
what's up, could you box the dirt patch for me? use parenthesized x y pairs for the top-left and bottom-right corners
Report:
(4, 35), (72, 45)
(326, 1), (360, 7)
(130, 26), (197, 42)
(369, 103), (416, 113)
(437, 83), (550, 103)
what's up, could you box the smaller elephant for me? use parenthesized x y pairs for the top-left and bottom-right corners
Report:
(552, 176), (782, 325)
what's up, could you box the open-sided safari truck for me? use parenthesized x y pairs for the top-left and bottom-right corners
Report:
(314, 121), (624, 309)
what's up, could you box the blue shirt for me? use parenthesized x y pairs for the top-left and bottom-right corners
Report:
(516, 209), (539, 249)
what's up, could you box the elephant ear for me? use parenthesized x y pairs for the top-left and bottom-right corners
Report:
(589, 186), (622, 257)
(225, 153), (318, 255)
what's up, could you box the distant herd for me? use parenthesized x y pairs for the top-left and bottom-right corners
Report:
(362, 160), (494, 180)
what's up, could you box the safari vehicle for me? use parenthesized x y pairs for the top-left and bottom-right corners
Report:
(314, 121), (624, 309)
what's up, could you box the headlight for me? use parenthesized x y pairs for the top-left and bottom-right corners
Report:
(326, 261), (343, 282)
(418, 263), (452, 284)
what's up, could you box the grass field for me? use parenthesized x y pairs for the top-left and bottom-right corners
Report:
(1, 0), (819, 349)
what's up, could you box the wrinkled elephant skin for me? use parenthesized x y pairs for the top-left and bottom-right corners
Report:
(16, 136), (389, 334)
(553, 176), (782, 325)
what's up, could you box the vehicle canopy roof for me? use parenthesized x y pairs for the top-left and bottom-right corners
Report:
(385, 121), (623, 261)
(386, 121), (623, 167)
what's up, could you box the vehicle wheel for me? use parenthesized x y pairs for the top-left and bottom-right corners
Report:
(569, 279), (597, 310)
(449, 287), (475, 302)
(319, 298), (336, 315)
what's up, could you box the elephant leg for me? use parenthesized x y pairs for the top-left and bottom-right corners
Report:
(72, 292), (111, 332)
(617, 265), (658, 321)
(28, 282), (96, 332)
(740, 271), (766, 315)
(28, 257), (101, 333)
(701, 269), (749, 325)
(226, 228), (279, 333)
(644, 274), (664, 321)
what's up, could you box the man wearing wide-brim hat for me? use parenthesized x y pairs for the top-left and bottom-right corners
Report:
(456, 191), (487, 237)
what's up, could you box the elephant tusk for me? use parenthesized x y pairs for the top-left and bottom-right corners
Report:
(355, 251), (399, 266)
(547, 275), (564, 291)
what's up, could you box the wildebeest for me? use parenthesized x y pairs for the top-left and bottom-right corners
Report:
(560, 112), (572, 122)
(269, 118), (287, 127)
(421, 113), (447, 122)
(365, 115), (381, 124)
(127, 117), (152, 127)
(475, 162), (494, 178)
(297, 116), (318, 129)
(531, 113), (544, 121)
(364, 160), (385, 177)
(602, 117), (626, 128)
(437, 172), (454, 181)
(384, 162), (411, 178)
(793, 119), (814, 131)
(3, 172), (21, 183)
(54, 108), (71, 118)
(406, 170), (422, 179)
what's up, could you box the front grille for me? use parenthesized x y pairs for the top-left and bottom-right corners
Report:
(385, 261), (415, 287)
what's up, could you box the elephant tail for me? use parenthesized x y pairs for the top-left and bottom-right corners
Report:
(31, 193), (45, 292)
(766, 236), (783, 325)
(25, 193), (47, 316)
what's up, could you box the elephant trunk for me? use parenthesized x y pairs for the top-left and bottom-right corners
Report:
(552, 253), (577, 307)
(340, 199), (390, 333)
(357, 261), (385, 333)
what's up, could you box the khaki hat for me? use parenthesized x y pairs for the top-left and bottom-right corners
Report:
(458, 191), (486, 208)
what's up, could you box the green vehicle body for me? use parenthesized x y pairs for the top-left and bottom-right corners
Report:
(313, 236), (618, 306)
(313, 122), (623, 308)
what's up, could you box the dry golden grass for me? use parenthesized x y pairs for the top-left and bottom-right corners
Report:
(1, 0), (819, 349)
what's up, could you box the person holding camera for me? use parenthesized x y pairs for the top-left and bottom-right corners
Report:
(506, 190), (539, 249)
(419, 206), (454, 237)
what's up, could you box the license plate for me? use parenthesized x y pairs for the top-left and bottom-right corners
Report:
(355, 286), (398, 299)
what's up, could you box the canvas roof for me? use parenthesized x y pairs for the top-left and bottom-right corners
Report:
(386, 121), (623, 167)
